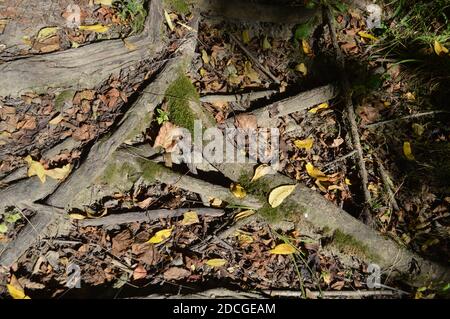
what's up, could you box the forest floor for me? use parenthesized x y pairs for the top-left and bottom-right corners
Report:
(0, 0), (449, 299)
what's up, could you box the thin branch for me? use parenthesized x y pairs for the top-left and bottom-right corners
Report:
(364, 111), (448, 129)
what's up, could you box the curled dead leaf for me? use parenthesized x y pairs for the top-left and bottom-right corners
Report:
(268, 184), (297, 208)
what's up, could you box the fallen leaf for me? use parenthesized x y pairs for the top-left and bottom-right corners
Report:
(357, 105), (380, 124)
(244, 61), (260, 83)
(308, 102), (329, 114)
(251, 164), (275, 182)
(79, 24), (109, 33)
(69, 213), (86, 220)
(94, 0), (113, 5)
(302, 39), (313, 56)
(201, 49), (210, 64)
(163, 267), (191, 281)
(206, 258), (227, 268)
(235, 113), (257, 130)
(234, 210), (255, 222)
(49, 114), (64, 125)
(358, 31), (378, 41)
(154, 122), (178, 152)
(45, 164), (72, 180)
(294, 138), (314, 150)
(268, 243), (296, 255)
(25, 156), (46, 183)
(230, 183), (247, 199)
(412, 123), (424, 136)
(180, 211), (199, 226)
(268, 184), (297, 208)
(403, 142), (415, 161)
(133, 265), (147, 280)
(209, 197), (223, 207)
(434, 40), (449, 56)
(36, 27), (58, 42)
(404, 92), (416, 101)
(262, 36), (272, 50)
(164, 9), (174, 31)
(306, 163), (329, 181)
(147, 227), (173, 244)
(0, 224), (7, 233)
(295, 63), (307, 75)
(7, 276), (30, 299)
(237, 233), (254, 245)
(242, 30), (251, 44)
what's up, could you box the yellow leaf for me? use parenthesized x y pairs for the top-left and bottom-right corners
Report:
(209, 197), (223, 207)
(309, 102), (329, 114)
(25, 155), (46, 183)
(358, 31), (378, 41)
(251, 164), (274, 182)
(164, 9), (174, 31)
(206, 258), (227, 267)
(345, 178), (352, 185)
(302, 39), (313, 56)
(7, 278), (30, 299)
(199, 67), (207, 77)
(180, 211), (199, 226)
(45, 164), (72, 180)
(262, 36), (272, 50)
(69, 213), (86, 220)
(295, 63), (307, 75)
(71, 41), (80, 48)
(233, 209), (255, 222)
(237, 233), (254, 245)
(94, 0), (113, 5)
(49, 114), (63, 125)
(306, 163), (329, 181)
(242, 30), (251, 44)
(79, 24), (109, 33)
(268, 243), (296, 255)
(404, 92), (416, 101)
(244, 61), (260, 83)
(294, 138), (314, 150)
(412, 123), (424, 136)
(36, 27), (58, 42)
(403, 142), (415, 161)
(201, 49), (210, 65)
(147, 227), (173, 244)
(230, 183), (247, 199)
(268, 184), (297, 208)
(434, 40), (449, 56)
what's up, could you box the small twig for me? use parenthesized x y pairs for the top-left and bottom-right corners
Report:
(78, 208), (225, 227)
(262, 289), (395, 298)
(325, 7), (372, 223)
(374, 156), (399, 211)
(323, 150), (358, 170)
(364, 111), (448, 129)
(228, 33), (280, 84)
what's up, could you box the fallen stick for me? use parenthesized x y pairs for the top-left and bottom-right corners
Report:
(375, 156), (399, 211)
(262, 289), (395, 298)
(78, 208), (225, 227)
(364, 111), (448, 129)
(200, 90), (277, 104)
(225, 84), (337, 127)
(138, 288), (263, 299)
(325, 7), (372, 223)
(228, 33), (280, 84)
(0, 0), (164, 97)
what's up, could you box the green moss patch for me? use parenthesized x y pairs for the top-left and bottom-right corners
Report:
(165, 73), (199, 134)
(332, 229), (380, 262)
(164, 0), (190, 14)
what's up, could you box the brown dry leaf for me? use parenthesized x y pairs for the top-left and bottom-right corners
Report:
(235, 113), (257, 130)
(163, 267), (191, 281)
(112, 230), (133, 256)
(268, 184), (297, 208)
(137, 197), (153, 209)
(133, 265), (147, 280)
(357, 105), (380, 124)
(49, 114), (64, 125)
(74, 90), (95, 103)
(154, 122), (178, 152)
(330, 137), (344, 148)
